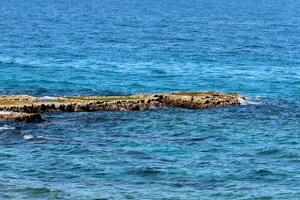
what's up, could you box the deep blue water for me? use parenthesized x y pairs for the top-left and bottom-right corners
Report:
(0, 0), (300, 199)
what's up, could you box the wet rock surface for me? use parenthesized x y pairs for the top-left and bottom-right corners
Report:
(0, 92), (244, 122)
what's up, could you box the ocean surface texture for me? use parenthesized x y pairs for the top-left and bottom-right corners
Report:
(1, 0), (300, 199)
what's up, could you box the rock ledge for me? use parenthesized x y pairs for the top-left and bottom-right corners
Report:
(0, 91), (244, 122)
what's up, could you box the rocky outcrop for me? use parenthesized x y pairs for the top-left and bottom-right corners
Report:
(0, 91), (244, 122)
(162, 92), (242, 109)
(0, 111), (42, 123)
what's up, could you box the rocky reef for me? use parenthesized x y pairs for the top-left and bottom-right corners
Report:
(0, 92), (244, 122)
(0, 111), (42, 123)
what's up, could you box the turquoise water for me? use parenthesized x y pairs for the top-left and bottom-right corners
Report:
(1, 0), (300, 199)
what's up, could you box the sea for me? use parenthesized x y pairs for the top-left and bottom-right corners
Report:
(0, 0), (300, 199)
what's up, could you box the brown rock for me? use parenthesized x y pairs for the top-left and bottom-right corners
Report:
(0, 91), (244, 122)
(0, 111), (42, 123)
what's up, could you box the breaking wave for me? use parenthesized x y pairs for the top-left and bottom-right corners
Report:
(239, 96), (262, 105)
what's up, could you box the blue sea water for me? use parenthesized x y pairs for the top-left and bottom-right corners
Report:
(0, 0), (300, 199)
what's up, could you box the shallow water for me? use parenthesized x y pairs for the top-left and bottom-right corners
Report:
(0, 0), (300, 199)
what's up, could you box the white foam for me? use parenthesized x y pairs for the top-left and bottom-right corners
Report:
(38, 96), (57, 101)
(239, 96), (262, 105)
(36, 135), (47, 139)
(23, 135), (34, 140)
(23, 134), (47, 140)
(0, 125), (15, 130)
